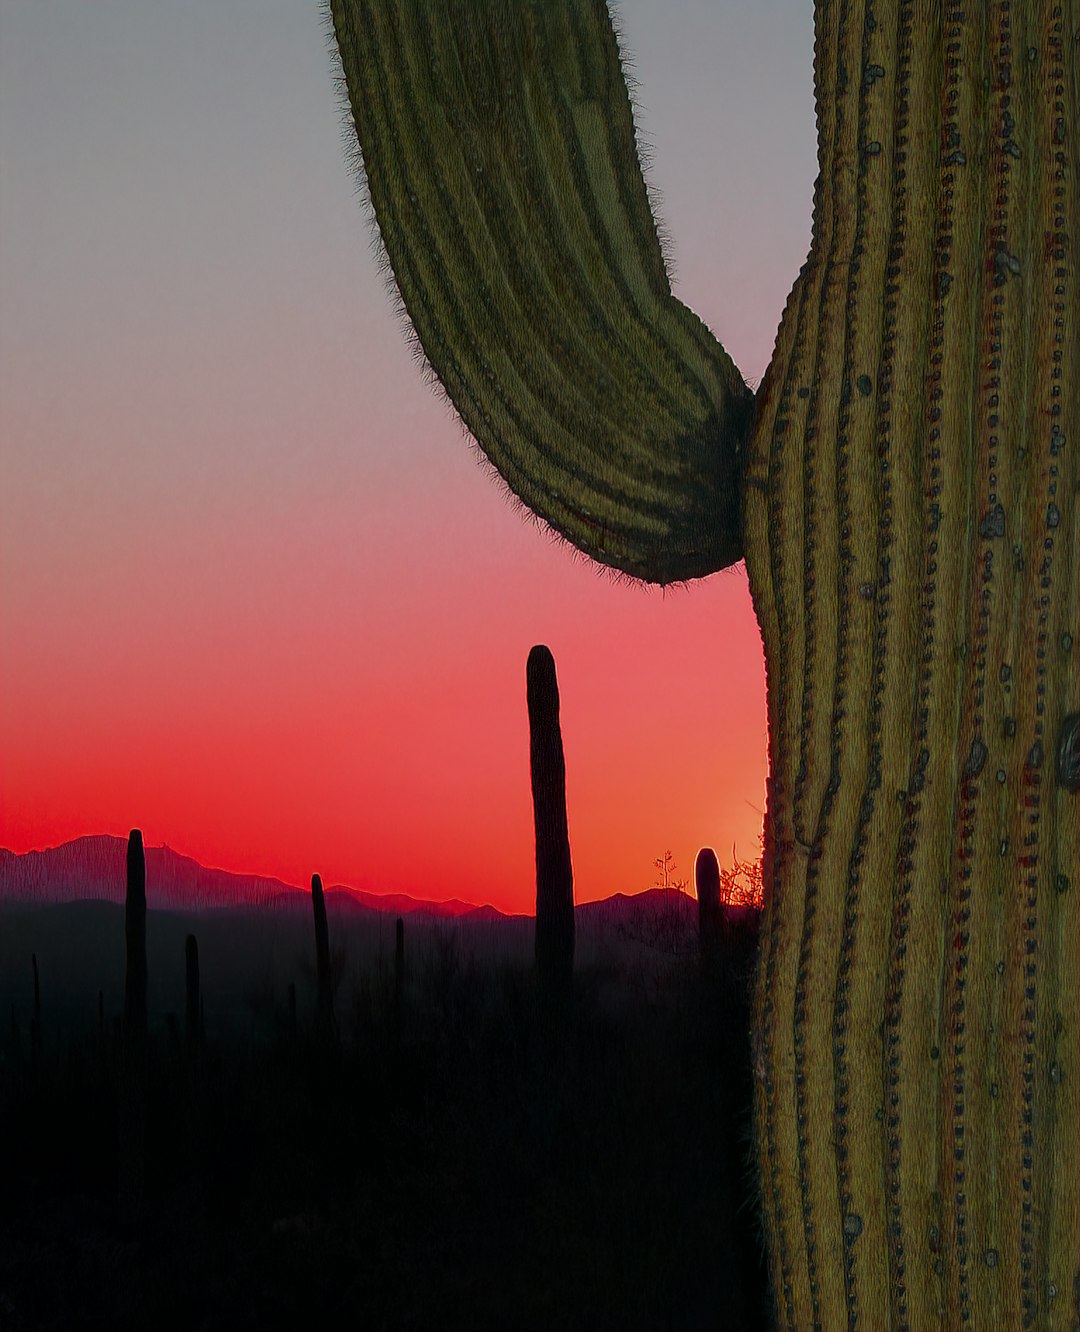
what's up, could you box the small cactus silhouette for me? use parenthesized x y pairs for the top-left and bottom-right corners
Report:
(526, 645), (575, 1001)
(118, 827), (147, 1223)
(29, 952), (41, 1066)
(328, 5), (1080, 1323)
(185, 933), (201, 1053)
(124, 829), (146, 1041)
(311, 873), (334, 1037)
(695, 848), (722, 972)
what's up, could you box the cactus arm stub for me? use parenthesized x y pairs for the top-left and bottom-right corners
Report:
(329, 0), (754, 585)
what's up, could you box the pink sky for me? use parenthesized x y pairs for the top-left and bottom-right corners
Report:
(0, 1), (815, 914)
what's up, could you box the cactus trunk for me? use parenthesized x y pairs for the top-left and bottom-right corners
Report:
(527, 645), (575, 998)
(742, 6), (1079, 1327)
(327, 2), (1078, 1324)
(394, 915), (405, 1028)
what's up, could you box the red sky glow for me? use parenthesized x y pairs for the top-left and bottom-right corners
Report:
(0, 1), (814, 915)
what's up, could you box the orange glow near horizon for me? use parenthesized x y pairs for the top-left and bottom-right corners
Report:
(1, 537), (768, 916)
(0, 4), (812, 921)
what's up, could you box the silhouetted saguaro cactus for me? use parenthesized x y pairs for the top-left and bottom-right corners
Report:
(526, 645), (575, 1001)
(29, 953), (41, 1066)
(185, 933), (201, 1054)
(695, 848), (723, 973)
(330, 5), (1079, 1325)
(124, 830), (147, 1041)
(394, 916), (405, 1027)
(119, 827), (147, 1223)
(311, 873), (333, 1036)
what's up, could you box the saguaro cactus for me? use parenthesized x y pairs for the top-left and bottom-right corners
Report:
(526, 644), (576, 998)
(328, 4), (1078, 1328)
(311, 872), (334, 1035)
(394, 916), (405, 1013)
(695, 847), (723, 973)
(125, 829), (147, 1041)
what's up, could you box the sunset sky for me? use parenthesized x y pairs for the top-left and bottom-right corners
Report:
(0, 1), (816, 915)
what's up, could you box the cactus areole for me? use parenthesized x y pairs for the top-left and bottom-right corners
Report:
(329, 3), (1079, 1328)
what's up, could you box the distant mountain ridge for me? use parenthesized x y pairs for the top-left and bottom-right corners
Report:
(0, 836), (514, 920)
(0, 836), (760, 928)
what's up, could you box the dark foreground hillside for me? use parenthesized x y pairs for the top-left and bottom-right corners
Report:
(0, 907), (772, 1331)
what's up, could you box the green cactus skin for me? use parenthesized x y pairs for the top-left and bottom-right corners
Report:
(311, 873), (334, 1034)
(328, 0), (754, 585)
(526, 645), (575, 996)
(695, 847), (723, 972)
(185, 933), (201, 1054)
(329, 2), (1078, 1326)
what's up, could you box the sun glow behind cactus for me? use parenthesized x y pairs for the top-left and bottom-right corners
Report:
(0, 1), (814, 916)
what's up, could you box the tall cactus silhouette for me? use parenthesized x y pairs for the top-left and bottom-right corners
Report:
(526, 644), (575, 998)
(125, 829), (147, 1040)
(328, 4), (1078, 1327)
(311, 872), (334, 1036)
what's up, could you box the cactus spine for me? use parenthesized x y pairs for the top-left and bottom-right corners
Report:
(526, 645), (575, 998)
(743, 13), (1080, 1328)
(311, 873), (333, 1036)
(330, 4), (1079, 1327)
(185, 933), (201, 1054)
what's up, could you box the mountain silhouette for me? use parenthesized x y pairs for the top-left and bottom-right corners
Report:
(0, 836), (504, 918)
(0, 837), (760, 926)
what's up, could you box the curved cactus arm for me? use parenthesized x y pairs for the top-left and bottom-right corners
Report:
(329, 0), (756, 585)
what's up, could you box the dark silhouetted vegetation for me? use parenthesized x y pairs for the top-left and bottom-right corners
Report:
(696, 848), (722, 975)
(0, 888), (770, 1330)
(185, 933), (201, 1055)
